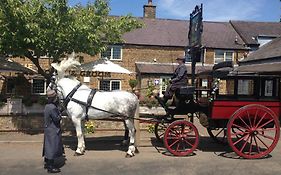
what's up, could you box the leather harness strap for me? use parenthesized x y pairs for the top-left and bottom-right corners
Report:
(63, 83), (82, 108)
(61, 83), (127, 120)
(84, 89), (97, 121)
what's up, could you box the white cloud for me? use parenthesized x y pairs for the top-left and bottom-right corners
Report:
(157, 0), (266, 21)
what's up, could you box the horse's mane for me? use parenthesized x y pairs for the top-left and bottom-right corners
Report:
(51, 53), (81, 79)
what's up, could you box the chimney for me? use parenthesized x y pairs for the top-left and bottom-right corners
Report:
(143, 0), (156, 18)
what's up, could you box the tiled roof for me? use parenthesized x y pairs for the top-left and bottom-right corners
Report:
(123, 18), (246, 50)
(234, 62), (281, 74)
(0, 58), (35, 73)
(135, 62), (212, 74)
(230, 21), (281, 45)
(240, 37), (281, 63)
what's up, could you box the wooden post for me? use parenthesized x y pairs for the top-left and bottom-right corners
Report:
(134, 103), (140, 146)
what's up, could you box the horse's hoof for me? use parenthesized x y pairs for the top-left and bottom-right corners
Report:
(74, 152), (84, 156)
(135, 147), (140, 154)
(125, 153), (134, 158)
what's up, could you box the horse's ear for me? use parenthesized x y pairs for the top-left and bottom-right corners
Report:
(51, 63), (61, 72)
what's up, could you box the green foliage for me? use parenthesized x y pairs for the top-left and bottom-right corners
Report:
(139, 97), (158, 109)
(0, 0), (142, 78)
(146, 85), (155, 98)
(147, 124), (155, 133)
(129, 79), (138, 90)
(84, 120), (96, 134)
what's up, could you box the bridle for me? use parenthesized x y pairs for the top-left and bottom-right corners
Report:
(48, 72), (68, 111)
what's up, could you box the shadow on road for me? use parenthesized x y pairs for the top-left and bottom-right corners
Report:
(62, 135), (127, 152)
(149, 136), (272, 159)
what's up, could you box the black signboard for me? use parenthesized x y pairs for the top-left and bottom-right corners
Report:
(188, 4), (203, 86)
(188, 4), (203, 47)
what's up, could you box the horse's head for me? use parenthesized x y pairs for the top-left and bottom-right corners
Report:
(47, 53), (81, 100)
(51, 53), (81, 80)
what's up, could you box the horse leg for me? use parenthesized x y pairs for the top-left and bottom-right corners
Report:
(121, 120), (129, 146)
(125, 118), (137, 158)
(72, 117), (86, 155)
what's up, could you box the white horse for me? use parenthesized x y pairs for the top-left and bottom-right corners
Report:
(48, 56), (139, 157)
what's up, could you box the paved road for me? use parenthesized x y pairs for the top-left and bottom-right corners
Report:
(1, 129), (281, 175)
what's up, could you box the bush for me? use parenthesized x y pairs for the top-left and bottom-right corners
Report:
(84, 120), (96, 134)
(129, 79), (138, 91)
(147, 124), (155, 133)
(140, 97), (158, 109)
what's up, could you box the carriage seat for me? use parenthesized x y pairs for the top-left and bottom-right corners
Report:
(179, 86), (195, 95)
(175, 86), (195, 101)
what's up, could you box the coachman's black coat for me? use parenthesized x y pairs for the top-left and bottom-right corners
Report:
(164, 64), (188, 98)
(42, 102), (63, 159)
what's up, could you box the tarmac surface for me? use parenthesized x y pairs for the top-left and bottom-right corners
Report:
(1, 127), (281, 175)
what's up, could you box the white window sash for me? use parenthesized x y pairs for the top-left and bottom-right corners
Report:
(31, 79), (46, 95)
(99, 79), (121, 91)
(106, 45), (122, 60)
(214, 50), (234, 63)
(110, 80), (121, 90)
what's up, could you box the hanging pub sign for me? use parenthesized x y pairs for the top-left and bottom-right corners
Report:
(188, 4), (203, 86)
(68, 70), (111, 77)
(188, 4), (203, 48)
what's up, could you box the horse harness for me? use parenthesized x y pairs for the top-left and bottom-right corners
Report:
(60, 83), (127, 120)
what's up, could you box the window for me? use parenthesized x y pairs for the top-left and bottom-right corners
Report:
(225, 52), (233, 61)
(237, 79), (254, 95)
(159, 77), (170, 97)
(99, 80), (121, 91)
(214, 50), (233, 64)
(6, 78), (15, 94)
(101, 45), (122, 60)
(264, 80), (273, 97)
(184, 49), (192, 63)
(218, 79), (235, 95)
(32, 79), (46, 94)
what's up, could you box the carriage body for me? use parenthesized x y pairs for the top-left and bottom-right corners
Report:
(156, 62), (281, 159)
(210, 75), (280, 120)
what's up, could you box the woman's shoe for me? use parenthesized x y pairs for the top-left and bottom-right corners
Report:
(47, 167), (61, 173)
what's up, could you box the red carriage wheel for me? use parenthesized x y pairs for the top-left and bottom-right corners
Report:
(227, 104), (280, 159)
(164, 120), (199, 156)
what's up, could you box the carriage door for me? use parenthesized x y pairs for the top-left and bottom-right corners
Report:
(159, 77), (170, 97)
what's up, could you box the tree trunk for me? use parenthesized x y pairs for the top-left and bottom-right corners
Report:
(25, 52), (50, 80)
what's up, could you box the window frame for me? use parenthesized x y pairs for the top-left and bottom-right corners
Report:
(159, 76), (170, 97)
(31, 78), (47, 95)
(214, 50), (234, 64)
(99, 79), (122, 91)
(101, 45), (123, 61)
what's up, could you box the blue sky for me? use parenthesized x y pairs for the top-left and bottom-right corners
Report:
(68, 0), (280, 22)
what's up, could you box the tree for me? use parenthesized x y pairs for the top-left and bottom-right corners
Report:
(0, 0), (142, 78)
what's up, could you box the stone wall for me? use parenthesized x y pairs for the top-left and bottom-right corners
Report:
(0, 106), (165, 132)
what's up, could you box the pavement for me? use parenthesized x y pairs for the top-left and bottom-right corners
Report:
(1, 127), (281, 175)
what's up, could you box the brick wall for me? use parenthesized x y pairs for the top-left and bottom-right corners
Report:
(0, 46), (247, 97)
(204, 48), (246, 64)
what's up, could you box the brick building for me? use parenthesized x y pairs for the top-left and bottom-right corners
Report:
(1, 0), (281, 101)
